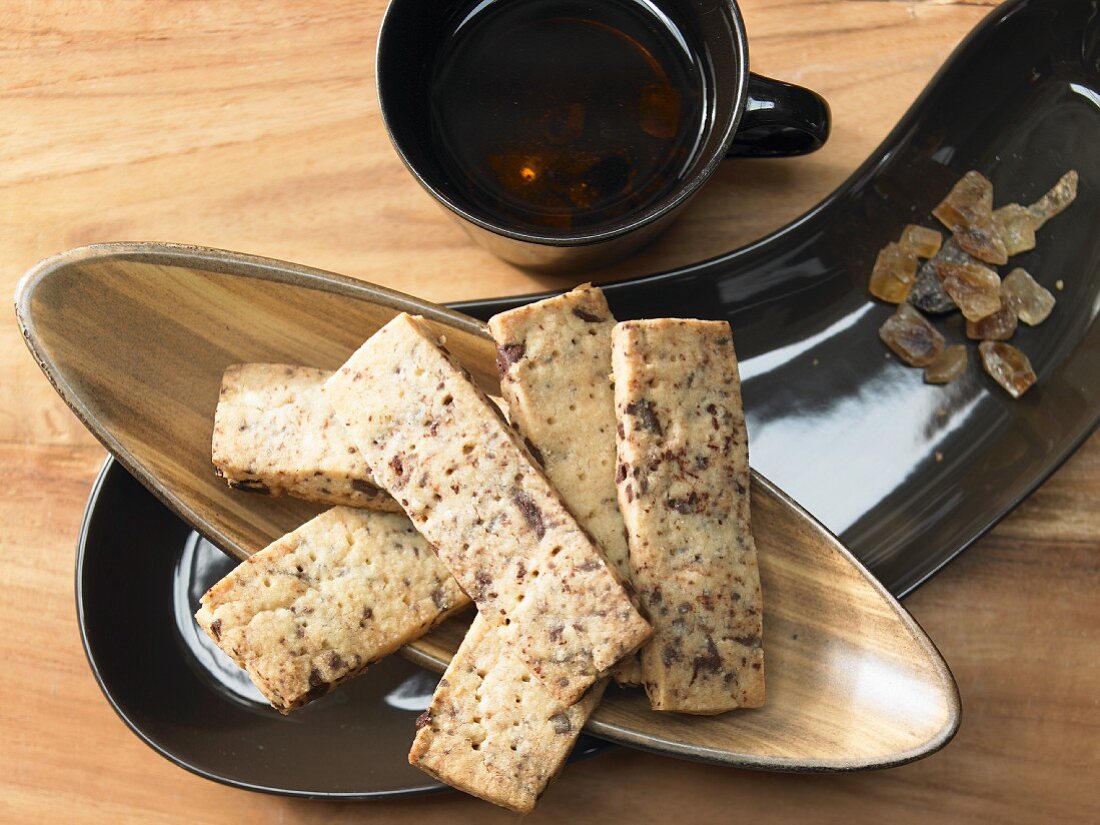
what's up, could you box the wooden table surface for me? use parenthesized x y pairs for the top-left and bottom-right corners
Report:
(3, 1), (1098, 821)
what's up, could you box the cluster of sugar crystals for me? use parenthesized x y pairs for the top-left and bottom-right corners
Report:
(870, 169), (1077, 397)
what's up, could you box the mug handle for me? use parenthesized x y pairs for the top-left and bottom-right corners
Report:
(726, 73), (831, 158)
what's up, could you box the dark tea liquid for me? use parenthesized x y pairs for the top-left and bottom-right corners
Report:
(429, 0), (706, 234)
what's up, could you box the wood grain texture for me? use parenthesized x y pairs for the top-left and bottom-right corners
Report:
(1, 0), (1097, 822)
(16, 246), (500, 561)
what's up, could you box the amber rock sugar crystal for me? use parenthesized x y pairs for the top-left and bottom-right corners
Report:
(933, 170), (994, 231)
(966, 302), (1018, 341)
(1002, 268), (1055, 326)
(992, 204), (1037, 256)
(879, 304), (945, 367)
(979, 341), (1037, 398)
(937, 261), (1002, 321)
(869, 242), (919, 303)
(899, 225), (943, 259)
(1028, 170), (1078, 230)
(953, 222), (1009, 265)
(924, 345), (967, 384)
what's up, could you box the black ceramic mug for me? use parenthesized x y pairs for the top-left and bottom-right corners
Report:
(376, 0), (830, 273)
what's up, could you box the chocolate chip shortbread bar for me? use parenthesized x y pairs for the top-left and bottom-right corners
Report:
(408, 614), (606, 814)
(211, 363), (397, 510)
(612, 319), (764, 714)
(489, 284), (641, 685)
(195, 506), (469, 712)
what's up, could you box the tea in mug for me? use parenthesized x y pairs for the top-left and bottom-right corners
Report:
(429, 0), (707, 234)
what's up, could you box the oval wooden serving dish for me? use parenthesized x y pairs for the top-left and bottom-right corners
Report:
(15, 243), (959, 770)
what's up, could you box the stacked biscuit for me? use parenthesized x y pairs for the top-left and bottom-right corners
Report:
(196, 285), (764, 812)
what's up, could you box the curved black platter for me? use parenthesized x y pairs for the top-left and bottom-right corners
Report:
(78, 458), (608, 798)
(457, 0), (1100, 595)
(74, 0), (1098, 801)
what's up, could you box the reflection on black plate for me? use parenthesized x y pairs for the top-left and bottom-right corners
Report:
(457, 0), (1100, 596)
(77, 460), (608, 798)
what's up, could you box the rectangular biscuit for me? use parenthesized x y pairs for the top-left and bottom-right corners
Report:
(409, 614), (606, 814)
(211, 363), (398, 510)
(194, 506), (470, 712)
(323, 313), (651, 705)
(612, 319), (764, 714)
(489, 285), (641, 685)
(408, 288), (627, 810)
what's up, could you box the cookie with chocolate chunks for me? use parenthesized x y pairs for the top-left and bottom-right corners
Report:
(612, 319), (765, 714)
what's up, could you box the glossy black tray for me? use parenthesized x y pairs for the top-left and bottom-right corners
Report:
(457, 0), (1100, 595)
